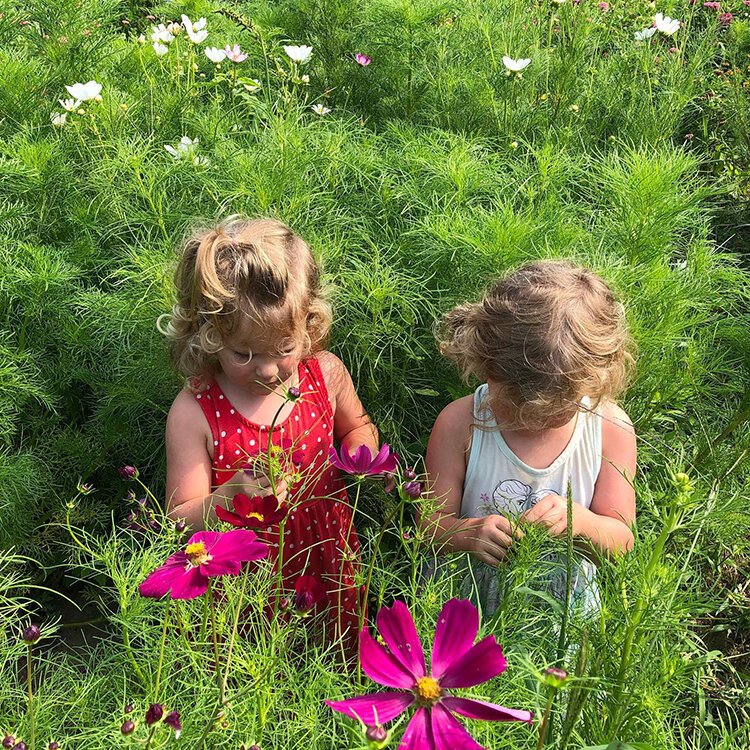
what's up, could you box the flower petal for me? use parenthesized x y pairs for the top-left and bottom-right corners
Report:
(377, 600), (426, 679)
(430, 704), (484, 750)
(168, 565), (209, 599)
(210, 528), (268, 563)
(431, 599), (479, 679)
(139, 553), (189, 598)
(441, 696), (534, 724)
(325, 692), (414, 724)
(202, 557), (242, 577)
(352, 444), (374, 473)
(371, 443), (398, 474)
(189, 530), (223, 553)
(214, 505), (246, 527)
(329, 446), (347, 472)
(438, 635), (506, 689)
(360, 629), (417, 689)
(398, 707), (431, 748)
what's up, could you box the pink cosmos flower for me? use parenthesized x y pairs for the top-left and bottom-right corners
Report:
(215, 493), (287, 528)
(325, 599), (533, 748)
(224, 44), (248, 63)
(355, 52), (372, 66)
(719, 11), (732, 24)
(329, 444), (398, 477)
(598, 2), (609, 10)
(139, 530), (268, 599)
(703, 1), (720, 8)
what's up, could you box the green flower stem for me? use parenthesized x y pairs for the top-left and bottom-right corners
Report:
(339, 479), (362, 662)
(536, 689), (554, 750)
(27, 642), (34, 750)
(607, 504), (683, 736)
(153, 599), (171, 701)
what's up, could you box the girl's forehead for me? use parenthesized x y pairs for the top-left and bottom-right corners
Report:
(225, 315), (292, 350)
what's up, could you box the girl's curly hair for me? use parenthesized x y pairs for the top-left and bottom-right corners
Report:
(437, 260), (635, 429)
(158, 216), (331, 387)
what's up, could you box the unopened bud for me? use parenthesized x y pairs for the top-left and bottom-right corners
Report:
(23, 624), (41, 643)
(120, 720), (135, 735)
(366, 725), (388, 742)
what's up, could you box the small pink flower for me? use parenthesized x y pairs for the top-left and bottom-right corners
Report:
(329, 444), (398, 477)
(703, 1), (720, 9)
(669, 46), (678, 53)
(743, 1), (750, 7)
(139, 530), (268, 599)
(598, 2), (609, 10)
(355, 52), (372, 66)
(224, 44), (248, 63)
(719, 11), (733, 24)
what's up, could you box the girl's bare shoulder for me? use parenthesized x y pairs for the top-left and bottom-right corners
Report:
(431, 395), (475, 443)
(167, 388), (210, 439)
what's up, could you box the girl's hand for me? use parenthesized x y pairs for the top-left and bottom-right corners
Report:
(465, 514), (519, 567)
(240, 468), (289, 504)
(520, 494), (584, 537)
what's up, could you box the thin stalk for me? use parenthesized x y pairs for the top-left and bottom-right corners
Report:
(153, 599), (171, 701)
(536, 690), (554, 750)
(339, 480), (362, 664)
(27, 643), (34, 750)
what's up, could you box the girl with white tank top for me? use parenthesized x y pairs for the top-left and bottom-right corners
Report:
(424, 261), (637, 618)
(461, 385), (602, 613)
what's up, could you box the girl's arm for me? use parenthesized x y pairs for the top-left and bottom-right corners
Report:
(165, 390), (286, 529)
(422, 398), (518, 566)
(522, 402), (636, 554)
(318, 351), (379, 454)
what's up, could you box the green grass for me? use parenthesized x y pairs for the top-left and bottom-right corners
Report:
(0, 0), (749, 747)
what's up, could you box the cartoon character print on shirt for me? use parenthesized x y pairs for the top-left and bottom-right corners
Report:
(480, 479), (556, 517)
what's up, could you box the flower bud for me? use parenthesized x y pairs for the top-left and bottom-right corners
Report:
(145, 703), (164, 726)
(175, 520), (187, 533)
(164, 711), (181, 738)
(401, 481), (422, 499)
(366, 724), (388, 742)
(12, 743), (27, 750)
(124, 703), (134, 713)
(403, 467), (417, 481)
(48, 743), (59, 750)
(287, 386), (301, 401)
(543, 666), (569, 688)
(118, 465), (137, 480)
(120, 720), (135, 735)
(23, 624), (41, 643)
(2, 736), (14, 749)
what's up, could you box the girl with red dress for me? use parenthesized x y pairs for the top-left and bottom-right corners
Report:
(159, 216), (382, 645)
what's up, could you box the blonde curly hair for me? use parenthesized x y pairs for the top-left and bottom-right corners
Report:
(158, 216), (331, 387)
(437, 260), (635, 430)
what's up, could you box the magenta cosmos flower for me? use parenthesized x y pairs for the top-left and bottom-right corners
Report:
(326, 599), (533, 749)
(355, 52), (372, 66)
(329, 444), (398, 477)
(139, 530), (268, 599)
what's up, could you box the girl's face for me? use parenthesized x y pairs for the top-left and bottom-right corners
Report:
(217, 317), (302, 396)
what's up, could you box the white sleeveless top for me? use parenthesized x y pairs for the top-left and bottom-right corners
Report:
(458, 384), (603, 615)
(462, 385), (602, 518)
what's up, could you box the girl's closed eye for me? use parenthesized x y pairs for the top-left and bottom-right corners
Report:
(231, 349), (253, 363)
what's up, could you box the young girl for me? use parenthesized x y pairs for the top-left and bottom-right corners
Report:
(424, 260), (637, 612)
(160, 215), (380, 642)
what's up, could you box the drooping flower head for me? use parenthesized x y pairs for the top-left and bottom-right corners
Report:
(355, 52), (372, 66)
(145, 703), (164, 726)
(215, 494), (287, 528)
(293, 574), (327, 614)
(139, 530), (267, 600)
(326, 599), (533, 749)
(164, 710), (182, 738)
(329, 444), (398, 478)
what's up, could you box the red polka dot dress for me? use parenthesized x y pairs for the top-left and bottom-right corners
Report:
(194, 356), (363, 644)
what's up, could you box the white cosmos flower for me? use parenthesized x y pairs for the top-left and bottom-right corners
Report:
(634, 27), (657, 41)
(166, 22), (182, 36)
(181, 15), (208, 44)
(240, 78), (262, 93)
(51, 112), (67, 127)
(502, 56), (531, 72)
(164, 136), (207, 165)
(151, 24), (174, 44)
(65, 81), (102, 101)
(153, 42), (169, 57)
(58, 98), (79, 111)
(311, 103), (331, 115)
(205, 47), (226, 63)
(654, 13), (680, 35)
(283, 44), (313, 63)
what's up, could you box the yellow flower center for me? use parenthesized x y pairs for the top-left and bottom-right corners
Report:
(245, 511), (264, 522)
(415, 676), (441, 704)
(185, 541), (211, 566)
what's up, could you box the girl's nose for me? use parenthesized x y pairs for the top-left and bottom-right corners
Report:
(255, 361), (278, 381)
